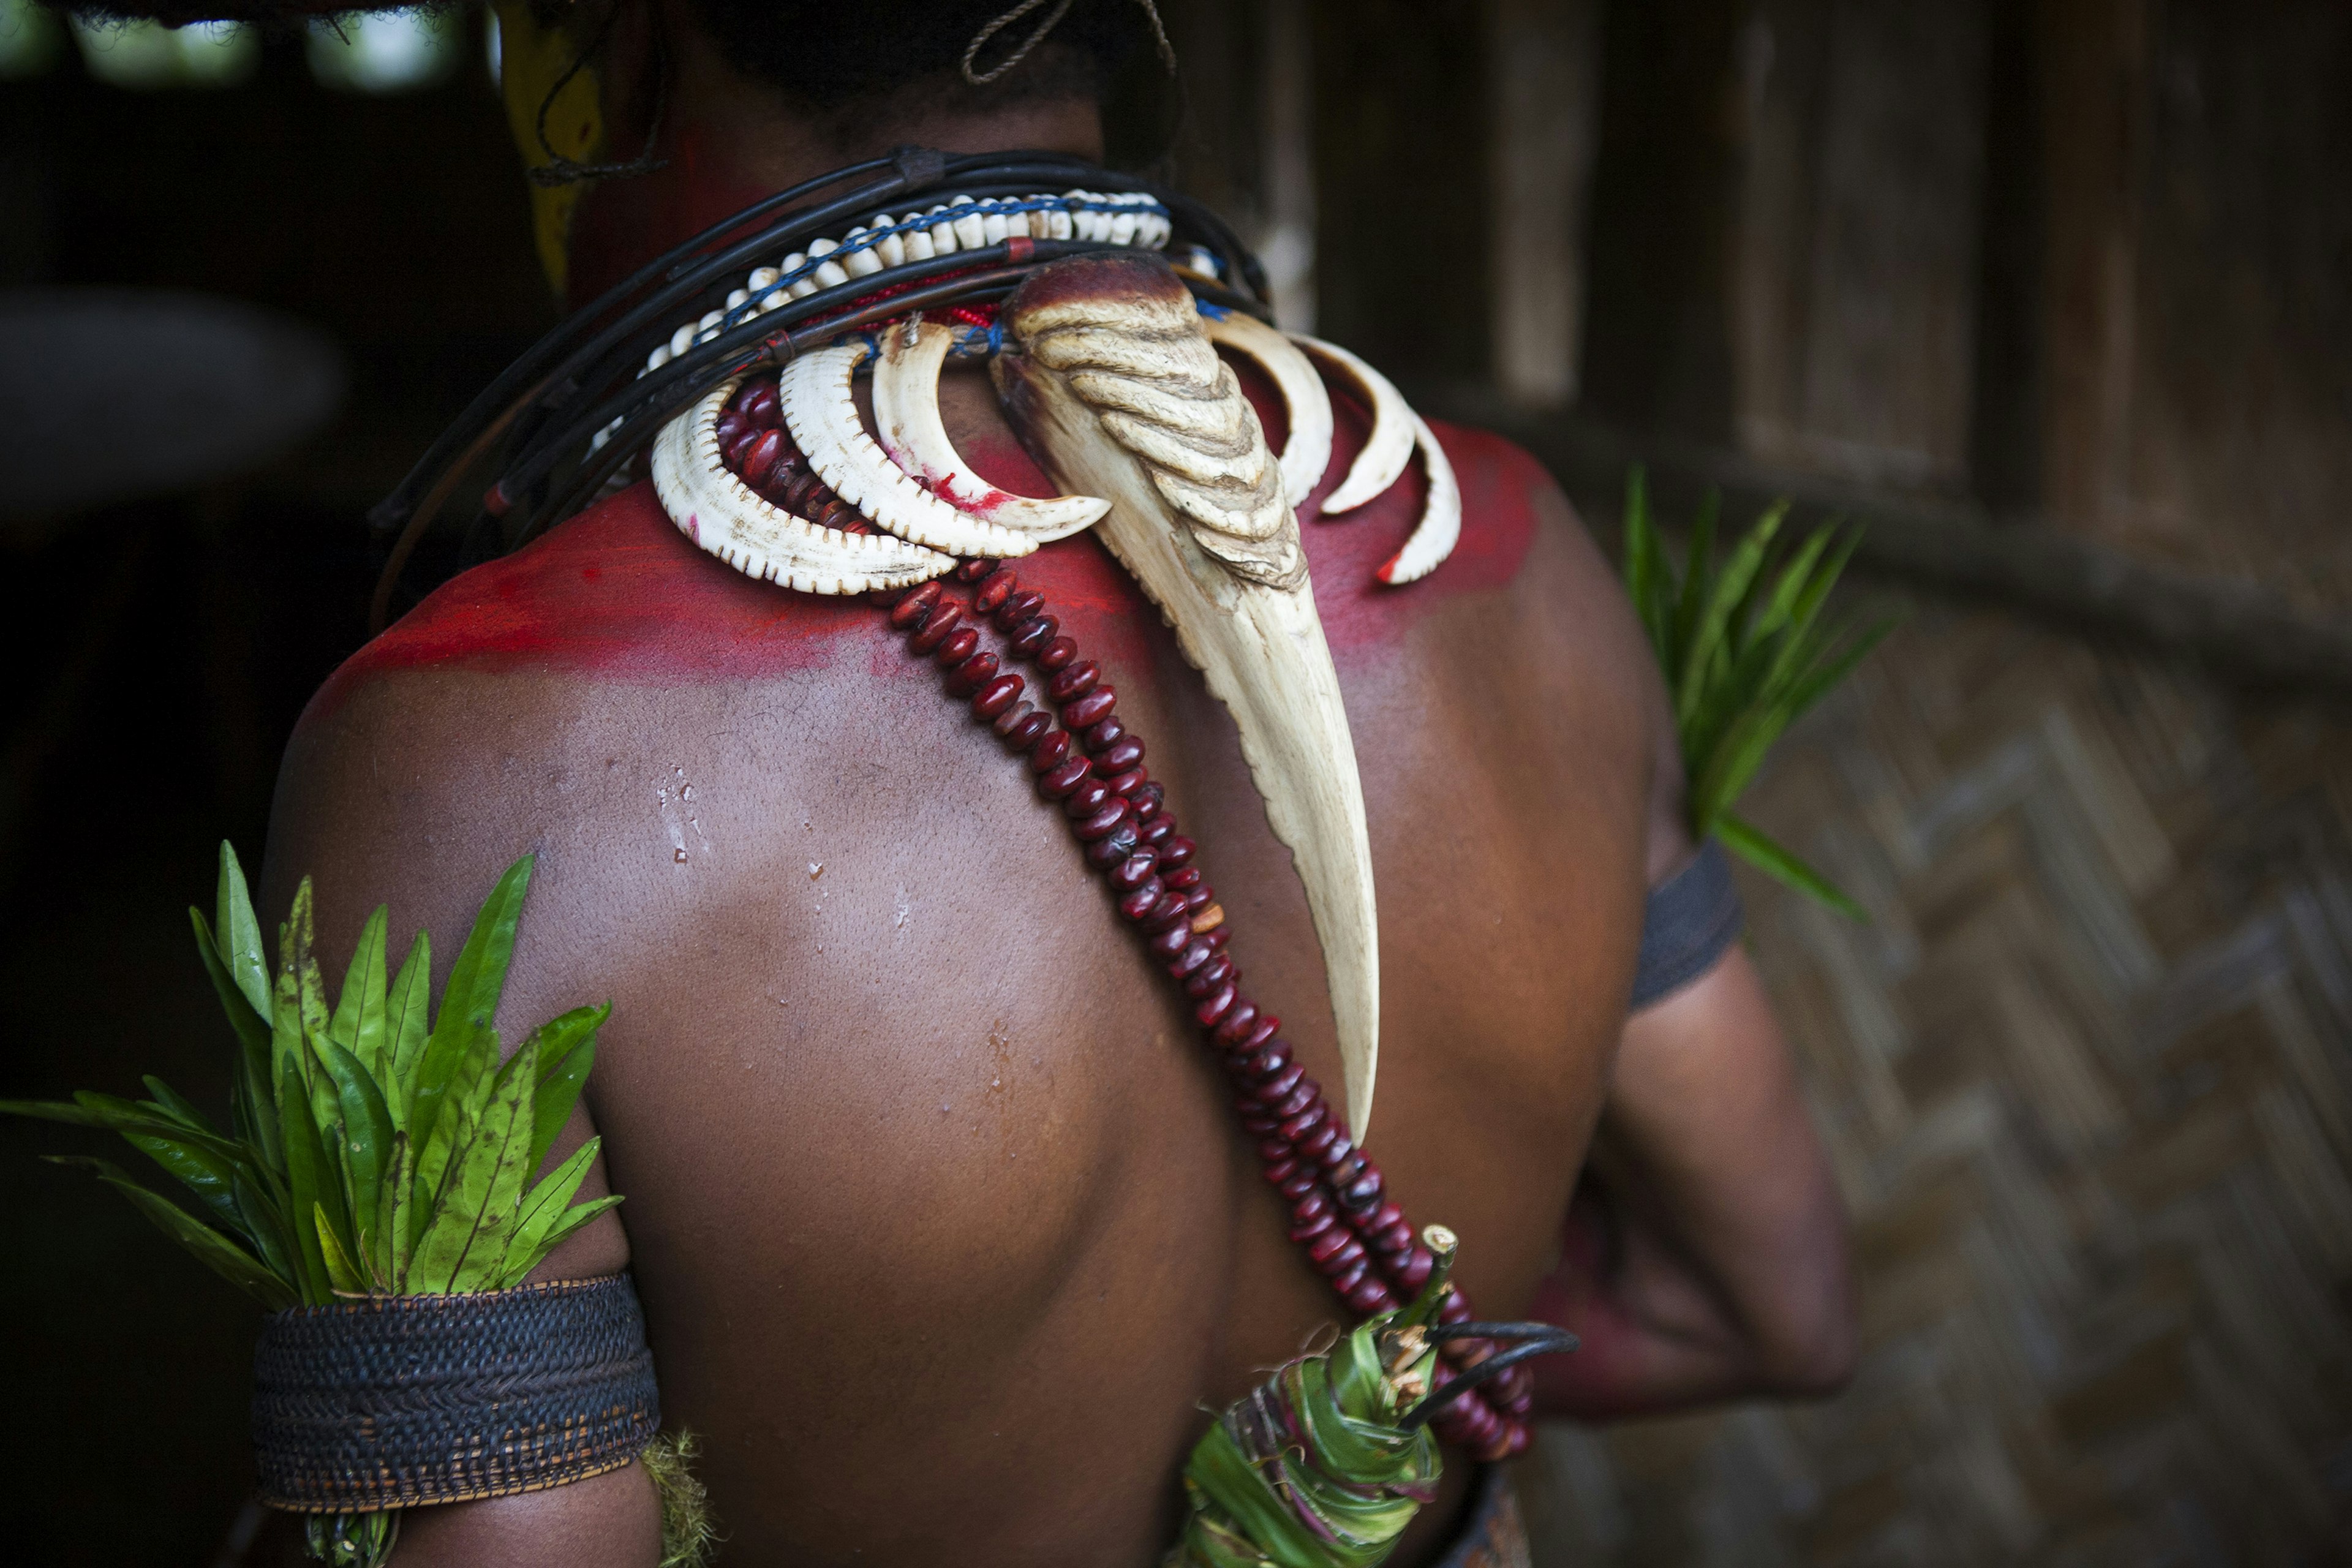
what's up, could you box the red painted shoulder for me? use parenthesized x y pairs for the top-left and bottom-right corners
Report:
(315, 483), (876, 712)
(315, 362), (1548, 714)
(314, 459), (1159, 712)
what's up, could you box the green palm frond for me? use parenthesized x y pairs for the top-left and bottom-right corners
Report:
(1, 844), (616, 1307)
(1619, 467), (1893, 919)
(3, 846), (620, 1566)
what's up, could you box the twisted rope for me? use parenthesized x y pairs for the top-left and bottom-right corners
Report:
(962, 0), (1179, 86)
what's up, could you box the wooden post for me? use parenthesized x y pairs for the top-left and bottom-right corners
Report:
(1308, 0), (1491, 382)
(2035, 0), (2148, 533)
(1153, 0), (1265, 231)
(1723, 0), (1990, 488)
(1576, 0), (1744, 442)
(1486, 0), (1602, 408)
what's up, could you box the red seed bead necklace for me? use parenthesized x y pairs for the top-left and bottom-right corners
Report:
(720, 387), (1536, 1460)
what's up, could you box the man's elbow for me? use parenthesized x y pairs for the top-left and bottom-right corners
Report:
(1751, 1261), (1860, 1398)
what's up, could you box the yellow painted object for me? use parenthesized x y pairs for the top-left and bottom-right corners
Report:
(492, 0), (603, 297)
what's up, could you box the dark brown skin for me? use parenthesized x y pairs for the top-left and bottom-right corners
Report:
(257, 15), (1853, 1563)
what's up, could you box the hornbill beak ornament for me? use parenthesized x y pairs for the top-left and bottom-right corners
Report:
(992, 255), (1382, 1140)
(650, 241), (1462, 1139)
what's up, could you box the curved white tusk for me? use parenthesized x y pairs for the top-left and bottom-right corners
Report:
(650, 377), (954, 595)
(871, 320), (1109, 540)
(1288, 334), (1415, 514)
(1201, 311), (1333, 508)
(781, 342), (1039, 560)
(1377, 415), (1461, 585)
(1289, 334), (1462, 584)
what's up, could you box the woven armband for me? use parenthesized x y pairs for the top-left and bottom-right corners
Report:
(252, 1273), (661, 1512)
(1629, 838), (1745, 1009)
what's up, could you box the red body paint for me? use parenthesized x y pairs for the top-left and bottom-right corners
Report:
(324, 357), (1542, 714)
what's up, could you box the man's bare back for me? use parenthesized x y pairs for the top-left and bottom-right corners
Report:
(263, 368), (1663, 1564)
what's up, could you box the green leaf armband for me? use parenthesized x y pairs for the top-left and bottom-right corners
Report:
(2, 845), (643, 1567)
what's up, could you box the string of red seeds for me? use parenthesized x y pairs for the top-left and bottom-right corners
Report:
(717, 379), (1535, 1460)
(712, 380), (849, 526)
(706, 306), (1002, 505)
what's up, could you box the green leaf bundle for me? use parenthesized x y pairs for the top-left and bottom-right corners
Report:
(1, 844), (619, 1308)
(1619, 467), (1893, 919)
(1171, 1246), (1454, 1568)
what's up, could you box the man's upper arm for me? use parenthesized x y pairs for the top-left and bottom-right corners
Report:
(263, 670), (632, 1282)
(262, 668), (659, 1561)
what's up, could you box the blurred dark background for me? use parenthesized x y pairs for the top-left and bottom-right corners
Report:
(2, 1), (2348, 1562)
(0, 10), (549, 1561)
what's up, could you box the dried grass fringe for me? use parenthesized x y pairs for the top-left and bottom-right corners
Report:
(640, 1431), (718, 1568)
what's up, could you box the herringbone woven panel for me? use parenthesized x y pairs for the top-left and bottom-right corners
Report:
(1520, 595), (2352, 1566)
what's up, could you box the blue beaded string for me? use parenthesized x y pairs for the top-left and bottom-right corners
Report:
(717, 194), (1172, 334)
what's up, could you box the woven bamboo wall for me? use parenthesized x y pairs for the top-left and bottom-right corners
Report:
(1520, 594), (2352, 1566)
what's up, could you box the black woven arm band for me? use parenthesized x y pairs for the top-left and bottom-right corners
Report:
(1629, 838), (1745, 1009)
(252, 1273), (661, 1512)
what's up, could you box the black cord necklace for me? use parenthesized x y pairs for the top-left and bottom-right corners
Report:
(368, 146), (1270, 632)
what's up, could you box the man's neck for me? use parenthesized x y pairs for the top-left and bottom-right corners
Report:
(565, 6), (1106, 307)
